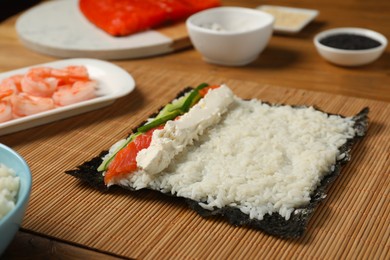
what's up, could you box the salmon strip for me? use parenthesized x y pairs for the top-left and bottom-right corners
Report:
(79, 0), (221, 36)
(104, 126), (162, 184)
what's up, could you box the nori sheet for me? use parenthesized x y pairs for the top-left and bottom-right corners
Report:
(66, 92), (369, 239)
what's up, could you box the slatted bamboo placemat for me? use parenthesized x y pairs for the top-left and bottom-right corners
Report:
(1, 67), (389, 259)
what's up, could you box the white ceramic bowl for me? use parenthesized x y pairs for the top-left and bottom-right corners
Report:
(0, 144), (32, 256)
(186, 7), (274, 66)
(314, 27), (387, 66)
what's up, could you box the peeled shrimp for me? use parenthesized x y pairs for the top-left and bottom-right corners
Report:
(65, 65), (89, 79)
(0, 90), (13, 123)
(21, 67), (59, 97)
(0, 65), (96, 123)
(51, 65), (90, 85)
(0, 74), (24, 94)
(11, 93), (55, 117)
(0, 89), (14, 101)
(52, 81), (97, 106)
(0, 101), (12, 123)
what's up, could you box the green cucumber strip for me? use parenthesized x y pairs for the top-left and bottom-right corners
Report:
(139, 83), (208, 132)
(195, 82), (210, 90)
(154, 92), (190, 120)
(137, 110), (181, 133)
(181, 83), (209, 112)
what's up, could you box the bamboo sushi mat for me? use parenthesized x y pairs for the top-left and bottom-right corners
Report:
(1, 66), (389, 259)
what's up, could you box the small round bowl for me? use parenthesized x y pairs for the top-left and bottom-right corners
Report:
(314, 27), (387, 66)
(0, 144), (32, 256)
(186, 7), (274, 66)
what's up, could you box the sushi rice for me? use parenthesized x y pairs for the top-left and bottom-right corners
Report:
(0, 163), (20, 220)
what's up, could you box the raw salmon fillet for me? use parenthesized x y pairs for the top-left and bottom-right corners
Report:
(79, 0), (221, 36)
(104, 127), (157, 184)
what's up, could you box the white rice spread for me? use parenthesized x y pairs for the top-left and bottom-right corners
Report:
(107, 86), (356, 221)
(0, 163), (20, 220)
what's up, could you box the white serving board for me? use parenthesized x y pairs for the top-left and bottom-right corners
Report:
(16, 0), (190, 60)
(0, 58), (135, 136)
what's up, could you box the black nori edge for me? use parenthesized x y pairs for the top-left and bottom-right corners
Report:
(66, 90), (369, 239)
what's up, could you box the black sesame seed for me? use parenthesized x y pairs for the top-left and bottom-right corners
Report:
(319, 33), (381, 50)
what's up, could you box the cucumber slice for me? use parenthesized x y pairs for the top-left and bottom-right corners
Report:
(154, 91), (190, 120)
(181, 83), (209, 112)
(138, 83), (209, 133)
(137, 110), (181, 133)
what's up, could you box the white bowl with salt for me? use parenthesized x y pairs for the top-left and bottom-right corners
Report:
(186, 7), (274, 66)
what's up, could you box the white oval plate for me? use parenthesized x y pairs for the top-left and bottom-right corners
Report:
(0, 58), (135, 136)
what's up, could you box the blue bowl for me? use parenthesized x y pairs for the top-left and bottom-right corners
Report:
(0, 143), (32, 256)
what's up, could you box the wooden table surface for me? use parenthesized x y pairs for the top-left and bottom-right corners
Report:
(1, 0), (389, 259)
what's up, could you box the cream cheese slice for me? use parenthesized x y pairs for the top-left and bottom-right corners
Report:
(136, 84), (234, 175)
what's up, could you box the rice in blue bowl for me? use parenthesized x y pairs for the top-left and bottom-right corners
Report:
(0, 143), (32, 256)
